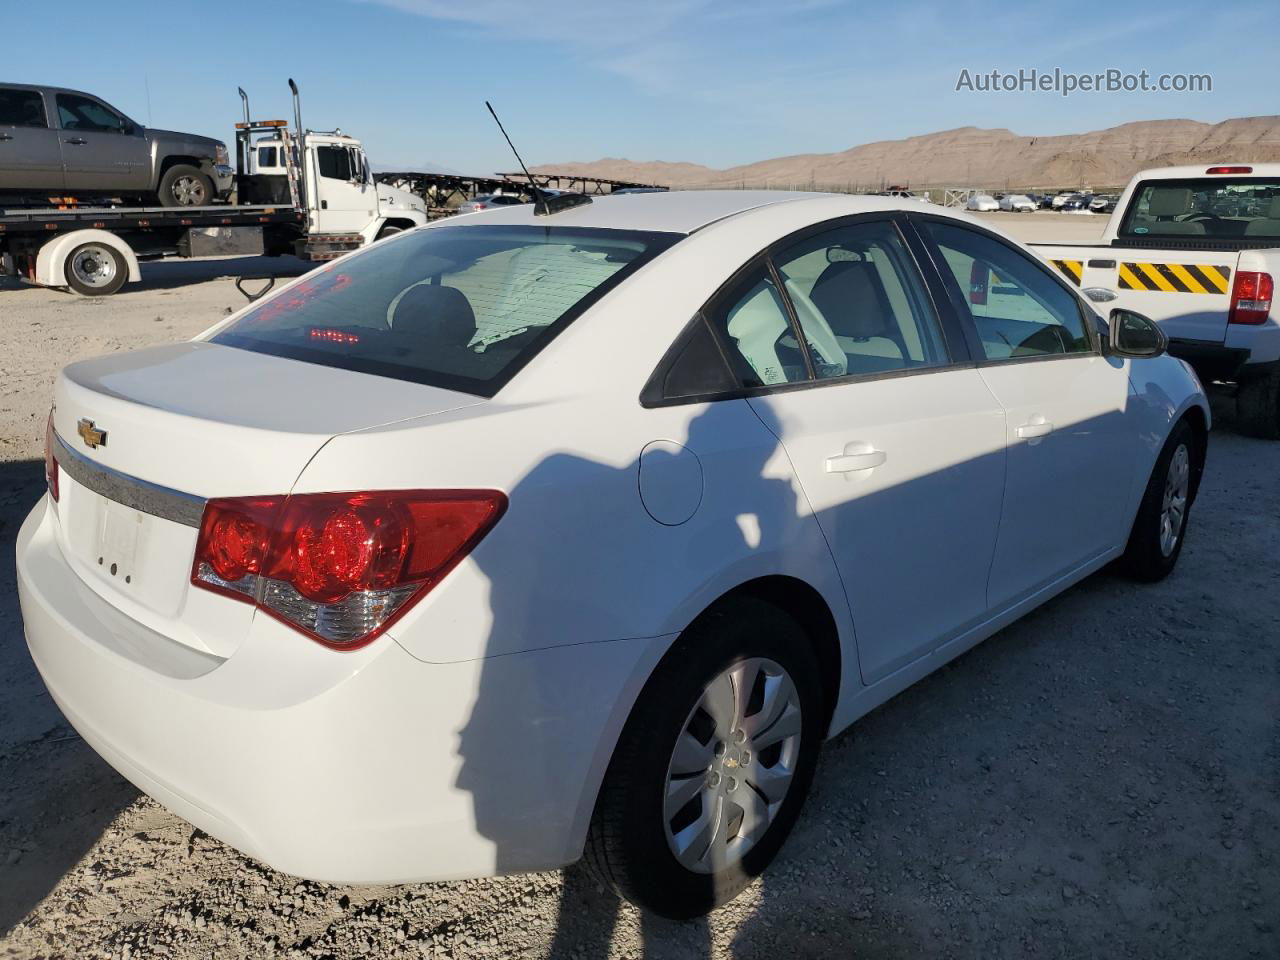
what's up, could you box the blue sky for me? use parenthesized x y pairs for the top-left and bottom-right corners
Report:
(9, 0), (1273, 174)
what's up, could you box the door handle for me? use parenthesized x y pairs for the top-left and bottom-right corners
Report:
(825, 449), (887, 473)
(0, 133), (13, 142)
(1016, 419), (1055, 439)
(64, 137), (88, 145)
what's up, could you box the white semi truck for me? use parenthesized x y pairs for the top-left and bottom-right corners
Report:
(0, 81), (426, 297)
(1031, 163), (1280, 437)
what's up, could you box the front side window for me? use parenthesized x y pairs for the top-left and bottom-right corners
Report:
(257, 146), (279, 168)
(0, 88), (46, 128)
(316, 145), (353, 181)
(924, 220), (1091, 361)
(1119, 178), (1280, 241)
(56, 94), (130, 133)
(773, 221), (949, 379)
(213, 225), (679, 396)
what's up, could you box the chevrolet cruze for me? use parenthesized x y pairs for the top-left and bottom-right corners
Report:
(17, 191), (1209, 917)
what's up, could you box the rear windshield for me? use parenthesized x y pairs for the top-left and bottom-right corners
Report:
(213, 224), (679, 396)
(1119, 178), (1280, 241)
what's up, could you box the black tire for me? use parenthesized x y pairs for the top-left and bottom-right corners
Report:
(375, 223), (405, 241)
(1118, 418), (1198, 582)
(584, 597), (825, 918)
(1236, 371), (1280, 440)
(64, 242), (128, 297)
(157, 164), (213, 207)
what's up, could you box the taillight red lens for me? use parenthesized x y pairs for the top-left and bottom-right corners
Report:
(969, 260), (989, 305)
(1228, 271), (1274, 325)
(44, 410), (60, 502)
(191, 490), (506, 649)
(1206, 166), (1252, 175)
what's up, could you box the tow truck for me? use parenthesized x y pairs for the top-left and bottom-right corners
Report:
(0, 81), (426, 297)
(1032, 163), (1280, 438)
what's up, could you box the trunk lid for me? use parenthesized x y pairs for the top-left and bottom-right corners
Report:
(50, 341), (484, 657)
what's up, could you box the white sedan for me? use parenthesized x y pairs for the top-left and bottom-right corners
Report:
(19, 191), (1209, 918)
(999, 193), (1036, 212)
(966, 193), (1000, 211)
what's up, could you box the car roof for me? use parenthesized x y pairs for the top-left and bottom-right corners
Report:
(1130, 163), (1280, 180)
(432, 190), (927, 235)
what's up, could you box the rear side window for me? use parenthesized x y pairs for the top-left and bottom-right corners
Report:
(773, 221), (948, 379)
(213, 225), (679, 396)
(924, 220), (1091, 361)
(0, 88), (46, 128)
(1120, 178), (1280, 241)
(257, 146), (279, 168)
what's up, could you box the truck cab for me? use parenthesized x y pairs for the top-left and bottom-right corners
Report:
(1033, 164), (1280, 437)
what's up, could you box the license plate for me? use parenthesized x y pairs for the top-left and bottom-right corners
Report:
(98, 500), (143, 584)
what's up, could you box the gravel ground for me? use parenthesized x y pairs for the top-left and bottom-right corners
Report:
(1, 245), (1277, 959)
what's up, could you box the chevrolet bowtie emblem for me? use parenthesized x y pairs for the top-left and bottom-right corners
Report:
(77, 419), (107, 449)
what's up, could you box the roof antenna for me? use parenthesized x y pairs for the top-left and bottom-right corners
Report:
(485, 100), (590, 217)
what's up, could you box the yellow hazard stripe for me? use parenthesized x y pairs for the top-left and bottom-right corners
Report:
(1165, 262), (1208, 294)
(1052, 259), (1083, 285)
(1117, 262), (1231, 294)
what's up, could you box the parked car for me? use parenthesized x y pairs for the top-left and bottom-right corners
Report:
(0, 83), (232, 206)
(458, 193), (529, 214)
(999, 194), (1036, 212)
(19, 191), (1208, 919)
(1060, 193), (1095, 211)
(1089, 194), (1119, 214)
(1050, 192), (1079, 209)
(966, 193), (1000, 211)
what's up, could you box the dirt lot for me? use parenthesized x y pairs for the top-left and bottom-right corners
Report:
(1, 239), (1277, 959)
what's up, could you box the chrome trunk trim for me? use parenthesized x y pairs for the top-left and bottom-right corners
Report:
(53, 434), (207, 528)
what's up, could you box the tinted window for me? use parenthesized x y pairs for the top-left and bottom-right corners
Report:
(1120, 177), (1280, 240)
(56, 94), (129, 133)
(317, 146), (353, 180)
(924, 221), (1091, 360)
(773, 220), (948, 379)
(706, 264), (809, 387)
(213, 225), (679, 396)
(0, 88), (46, 128)
(257, 146), (279, 168)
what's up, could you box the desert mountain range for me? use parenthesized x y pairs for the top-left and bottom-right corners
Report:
(532, 116), (1280, 191)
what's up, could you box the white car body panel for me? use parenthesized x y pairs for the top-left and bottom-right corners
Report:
(18, 190), (1211, 885)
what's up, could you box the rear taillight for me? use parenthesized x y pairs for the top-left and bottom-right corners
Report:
(1228, 271), (1274, 325)
(1206, 165), (1252, 175)
(969, 260), (989, 305)
(44, 410), (59, 502)
(192, 490), (507, 649)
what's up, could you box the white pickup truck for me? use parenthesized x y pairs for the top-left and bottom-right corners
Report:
(1033, 164), (1279, 437)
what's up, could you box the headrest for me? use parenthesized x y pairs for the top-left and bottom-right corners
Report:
(1268, 196), (1280, 219)
(1147, 188), (1193, 218)
(810, 260), (893, 339)
(393, 284), (476, 347)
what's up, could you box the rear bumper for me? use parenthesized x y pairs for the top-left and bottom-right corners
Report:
(17, 496), (663, 883)
(1167, 339), (1251, 382)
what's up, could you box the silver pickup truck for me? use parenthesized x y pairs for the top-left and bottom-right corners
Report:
(0, 82), (232, 207)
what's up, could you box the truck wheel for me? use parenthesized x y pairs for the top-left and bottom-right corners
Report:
(1118, 418), (1198, 582)
(375, 224), (405, 241)
(583, 597), (824, 918)
(64, 242), (128, 297)
(158, 165), (213, 207)
(1236, 372), (1280, 440)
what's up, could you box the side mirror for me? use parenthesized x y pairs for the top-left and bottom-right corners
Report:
(1109, 308), (1167, 358)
